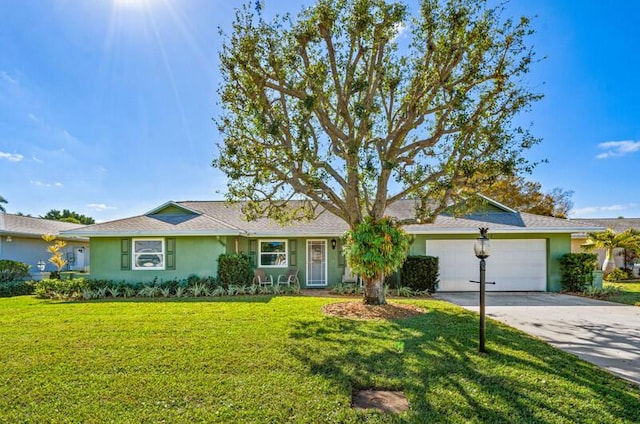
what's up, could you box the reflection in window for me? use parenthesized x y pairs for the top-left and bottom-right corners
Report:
(133, 239), (165, 270)
(259, 240), (287, 267)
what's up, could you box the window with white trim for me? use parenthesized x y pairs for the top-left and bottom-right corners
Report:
(259, 240), (287, 267)
(132, 238), (165, 270)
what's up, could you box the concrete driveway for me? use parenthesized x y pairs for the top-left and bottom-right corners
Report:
(434, 292), (640, 385)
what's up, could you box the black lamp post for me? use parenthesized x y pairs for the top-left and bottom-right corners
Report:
(473, 228), (492, 353)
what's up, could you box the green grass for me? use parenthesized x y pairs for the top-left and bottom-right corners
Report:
(1, 296), (639, 423)
(604, 281), (640, 306)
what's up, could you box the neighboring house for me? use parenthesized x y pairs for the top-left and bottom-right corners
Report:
(572, 218), (640, 275)
(62, 196), (602, 292)
(0, 213), (89, 275)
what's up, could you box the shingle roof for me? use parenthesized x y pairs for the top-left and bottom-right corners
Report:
(573, 218), (640, 234)
(60, 211), (244, 237)
(405, 212), (601, 233)
(62, 200), (604, 237)
(0, 213), (87, 239)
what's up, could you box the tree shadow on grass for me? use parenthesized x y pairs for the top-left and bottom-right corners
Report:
(288, 306), (640, 422)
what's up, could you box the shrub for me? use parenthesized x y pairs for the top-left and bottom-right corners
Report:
(184, 274), (216, 288)
(0, 259), (31, 282)
(34, 278), (89, 299)
(400, 256), (439, 293)
(583, 285), (623, 298)
(395, 286), (414, 297)
(384, 272), (400, 289)
(0, 280), (35, 297)
(138, 285), (161, 298)
(559, 253), (598, 292)
(217, 254), (253, 287)
(343, 217), (411, 282)
(605, 267), (633, 282)
(211, 286), (227, 297)
(188, 283), (210, 297)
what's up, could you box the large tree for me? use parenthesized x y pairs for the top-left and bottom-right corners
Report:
(41, 209), (95, 225)
(482, 175), (573, 218)
(215, 0), (541, 304)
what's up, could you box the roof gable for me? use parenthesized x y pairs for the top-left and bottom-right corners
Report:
(476, 194), (518, 213)
(146, 202), (201, 217)
(144, 202), (203, 225)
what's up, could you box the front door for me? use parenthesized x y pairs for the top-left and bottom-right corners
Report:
(73, 247), (86, 271)
(306, 240), (327, 287)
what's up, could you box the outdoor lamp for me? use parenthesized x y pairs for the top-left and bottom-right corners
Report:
(471, 227), (494, 353)
(474, 228), (491, 259)
(37, 260), (46, 272)
(331, 239), (337, 250)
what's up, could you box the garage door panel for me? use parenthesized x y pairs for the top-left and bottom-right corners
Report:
(426, 239), (546, 292)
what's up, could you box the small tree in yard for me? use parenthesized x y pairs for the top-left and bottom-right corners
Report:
(42, 234), (67, 278)
(215, 0), (541, 304)
(343, 217), (411, 304)
(583, 228), (640, 276)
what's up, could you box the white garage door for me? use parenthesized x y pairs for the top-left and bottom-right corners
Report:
(426, 239), (547, 291)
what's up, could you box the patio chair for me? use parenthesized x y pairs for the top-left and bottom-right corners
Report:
(277, 267), (299, 287)
(253, 269), (273, 286)
(342, 265), (361, 287)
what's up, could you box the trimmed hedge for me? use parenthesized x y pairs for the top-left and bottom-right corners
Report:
(605, 267), (633, 282)
(559, 253), (598, 292)
(217, 253), (253, 287)
(0, 280), (35, 297)
(400, 255), (439, 293)
(0, 259), (30, 282)
(34, 278), (89, 300)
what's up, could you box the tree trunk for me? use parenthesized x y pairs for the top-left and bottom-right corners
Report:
(602, 248), (616, 275)
(363, 275), (386, 305)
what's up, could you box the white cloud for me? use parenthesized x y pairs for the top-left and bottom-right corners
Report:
(0, 151), (24, 162)
(86, 203), (117, 211)
(27, 112), (82, 149)
(596, 140), (640, 159)
(32, 156), (44, 164)
(570, 203), (636, 218)
(0, 71), (18, 85)
(30, 180), (63, 188)
(27, 113), (42, 123)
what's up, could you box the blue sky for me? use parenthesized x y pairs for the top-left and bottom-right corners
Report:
(0, 0), (639, 222)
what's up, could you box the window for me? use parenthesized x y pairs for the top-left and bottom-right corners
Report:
(259, 240), (287, 267)
(132, 239), (165, 270)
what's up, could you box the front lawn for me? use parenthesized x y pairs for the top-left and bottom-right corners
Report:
(1, 295), (639, 423)
(604, 281), (640, 306)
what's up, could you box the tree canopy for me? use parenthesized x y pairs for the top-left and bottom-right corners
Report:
(216, 0), (540, 224)
(482, 175), (573, 218)
(0, 195), (7, 213)
(215, 0), (541, 303)
(41, 209), (95, 225)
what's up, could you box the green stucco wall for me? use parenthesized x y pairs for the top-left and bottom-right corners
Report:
(87, 232), (571, 291)
(409, 233), (571, 292)
(231, 237), (344, 288)
(88, 236), (226, 283)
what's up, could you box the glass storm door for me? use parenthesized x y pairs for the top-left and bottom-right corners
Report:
(306, 240), (327, 287)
